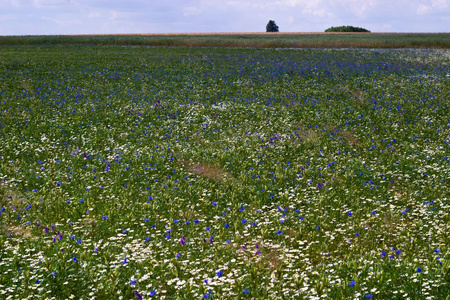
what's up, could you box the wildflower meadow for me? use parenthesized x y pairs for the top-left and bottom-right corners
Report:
(0, 45), (449, 299)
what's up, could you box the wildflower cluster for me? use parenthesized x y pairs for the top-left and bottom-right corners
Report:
(0, 46), (449, 299)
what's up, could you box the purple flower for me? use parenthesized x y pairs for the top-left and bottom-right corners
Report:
(180, 236), (186, 245)
(317, 182), (324, 190)
(134, 290), (143, 300)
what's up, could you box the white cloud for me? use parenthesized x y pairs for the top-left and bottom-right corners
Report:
(0, 0), (449, 34)
(183, 6), (203, 17)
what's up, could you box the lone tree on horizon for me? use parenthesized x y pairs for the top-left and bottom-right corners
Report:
(266, 20), (279, 32)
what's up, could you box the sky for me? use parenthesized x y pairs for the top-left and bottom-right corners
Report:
(0, 0), (449, 35)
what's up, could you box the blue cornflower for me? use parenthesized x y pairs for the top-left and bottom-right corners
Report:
(130, 279), (136, 286)
(381, 251), (386, 257)
(149, 290), (156, 297)
(276, 230), (283, 235)
(349, 280), (356, 287)
(365, 294), (373, 299)
(417, 268), (421, 273)
(243, 289), (249, 294)
(224, 223), (229, 228)
(241, 219), (247, 224)
(217, 270), (223, 277)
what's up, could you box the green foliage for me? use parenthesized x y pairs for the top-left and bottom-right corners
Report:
(266, 20), (279, 32)
(0, 45), (449, 299)
(325, 25), (371, 32)
(0, 33), (449, 48)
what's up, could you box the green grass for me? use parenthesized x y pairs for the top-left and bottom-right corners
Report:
(0, 33), (449, 48)
(0, 45), (449, 299)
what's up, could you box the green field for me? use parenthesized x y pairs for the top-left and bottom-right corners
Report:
(0, 45), (449, 299)
(0, 33), (450, 48)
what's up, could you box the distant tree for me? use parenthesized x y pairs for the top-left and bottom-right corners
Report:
(325, 25), (370, 32)
(266, 20), (279, 32)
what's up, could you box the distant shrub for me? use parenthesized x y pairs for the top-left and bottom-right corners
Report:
(266, 20), (279, 33)
(325, 26), (370, 33)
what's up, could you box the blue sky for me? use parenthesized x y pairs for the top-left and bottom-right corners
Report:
(1, 0), (449, 35)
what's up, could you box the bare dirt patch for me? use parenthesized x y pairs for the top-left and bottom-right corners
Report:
(183, 161), (228, 181)
(6, 225), (36, 240)
(341, 131), (361, 145)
